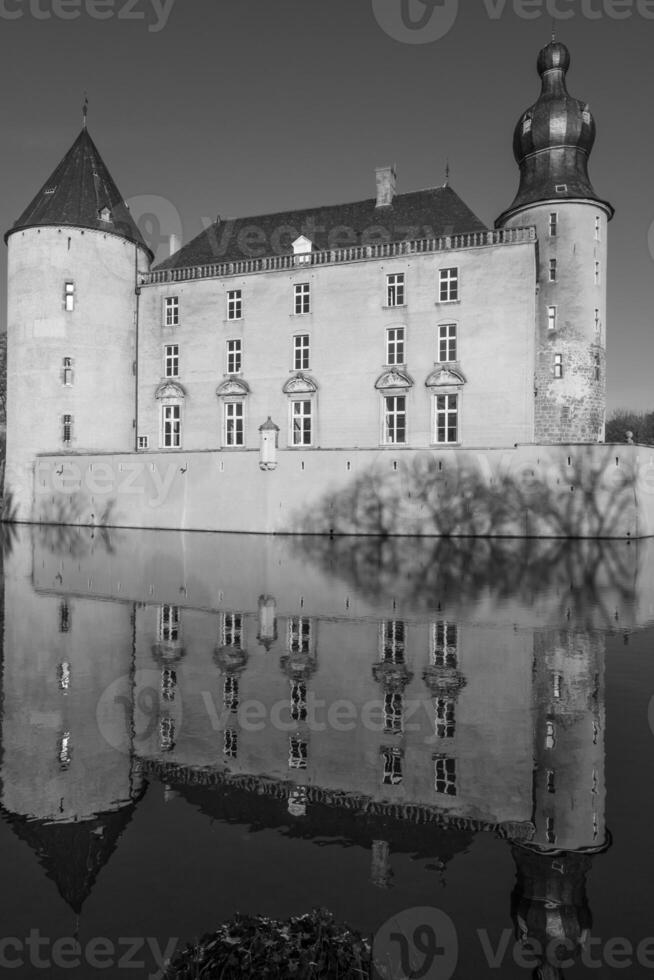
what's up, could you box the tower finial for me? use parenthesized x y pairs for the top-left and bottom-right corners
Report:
(551, 18), (556, 42)
(444, 158), (450, 187)
(82, 93), (88, 129)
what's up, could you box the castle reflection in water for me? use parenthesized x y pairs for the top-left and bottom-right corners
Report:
(2, 526), (652, 975)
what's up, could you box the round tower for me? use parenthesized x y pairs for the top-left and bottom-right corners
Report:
(496, 40), (614, 444)
(4, 125), (153, 522)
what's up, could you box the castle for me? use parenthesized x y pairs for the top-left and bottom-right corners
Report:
(7, 38), (650, 538)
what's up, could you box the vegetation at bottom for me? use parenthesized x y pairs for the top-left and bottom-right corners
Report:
(164, 908), (371, 979)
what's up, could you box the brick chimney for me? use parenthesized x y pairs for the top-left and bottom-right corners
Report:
(375, 165), (397, 208)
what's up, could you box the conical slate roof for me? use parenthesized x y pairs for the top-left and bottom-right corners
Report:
(2, 801), (139, 915)
(5, 128), (153, 258)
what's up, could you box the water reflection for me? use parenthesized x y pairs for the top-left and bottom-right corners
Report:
(2, 526), (650, 974)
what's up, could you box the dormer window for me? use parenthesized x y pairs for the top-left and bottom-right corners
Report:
(44, 186), (57, 195)
(99, 206), (112, 223)
(522, 113), (532, 135)
(555, 184), (568, 194)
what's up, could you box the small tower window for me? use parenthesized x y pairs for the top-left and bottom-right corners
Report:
(522, 113), (532, 135)
(549, 259), (557, 282)
(549, 213), (558, 237)
(62, 357), (73, 386)
(62, 414), (73, 445)
(595, 309), (601, 333)
(64, 281), (75, 312)
(594, 353), (601, 382)
(553, 354), (563, 379)
(547, 306), (557, 331)
(594, 261), (600, 285)
(595, 216), (601, 241)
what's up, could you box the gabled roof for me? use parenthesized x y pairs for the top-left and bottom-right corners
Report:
(5, 128), (153, 258)
(155, 184), (488, 271)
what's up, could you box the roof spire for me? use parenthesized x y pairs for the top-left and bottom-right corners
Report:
(82, 93), (88, 129)
(551, 19), (556, 42)
(444, 158), (450, 187)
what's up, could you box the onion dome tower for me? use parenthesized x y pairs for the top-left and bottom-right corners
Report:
(496, 40), (613, 444)
(4, 122), (153, 522)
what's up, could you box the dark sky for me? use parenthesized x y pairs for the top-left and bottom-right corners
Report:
(1, 0), (652, 411)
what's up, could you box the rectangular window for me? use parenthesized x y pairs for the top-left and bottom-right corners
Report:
(62, 356), (73, 386)
(381, 621), (405, 664)
(549, 213), (558, 237)
(227, 338), (242, 374)
(383, 395), (406, 445)
(62, 414), (73, 445)
(434, 755), (457, 796)
(382, 747), (403, 786)
(159, 604), (179, 642)
(294, 282), (311, 315)
(549, 258), (557, 282)
(435, 699), (456, 739)
(439, 268), (458, 302)
(386, 273), (405, 307)
(64, 281), (75, 312)
(594, 309), (601, 333)
(289, 616), (312, 655)
(384, 692), (404, 734)
(595, 216), (601, 241)
(221, 612), (243, 647)
(224, 402), (244, 447)
(164, 344), (179, 378)
(137, 435), (149, 450)
(553, 674), (562, 699)
(162, 404), (181, 447)
(227, 289), (242, 320)
(547, 306), (557, 330)
(224, 676), (239, 713)
(223, 728), (238, 759)
(386, 327), (405, 366)
(291, 681), (308, 722)
(547, 770), (556, 794)
(594, 261), (600, 285)
(289, 735), (308, 770)
(438, 323), (457, 362)
(545, 719), (555, 749)
(164, 296), (179, 326)
(546, 817), (556, 844)
(161, 668), (176, 703)
(59, 601), (70, 634)
(554, 353), (563, 379)
(294, 334), (310, 370)
(432, 621), (458, 668)
(435, 393), (458, 444)
(291, 399), (312, 446)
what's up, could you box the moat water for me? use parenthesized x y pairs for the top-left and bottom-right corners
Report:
(0, 525), (653, 978)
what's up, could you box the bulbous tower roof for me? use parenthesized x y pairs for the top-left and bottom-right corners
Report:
(496, 40), (613, 226)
